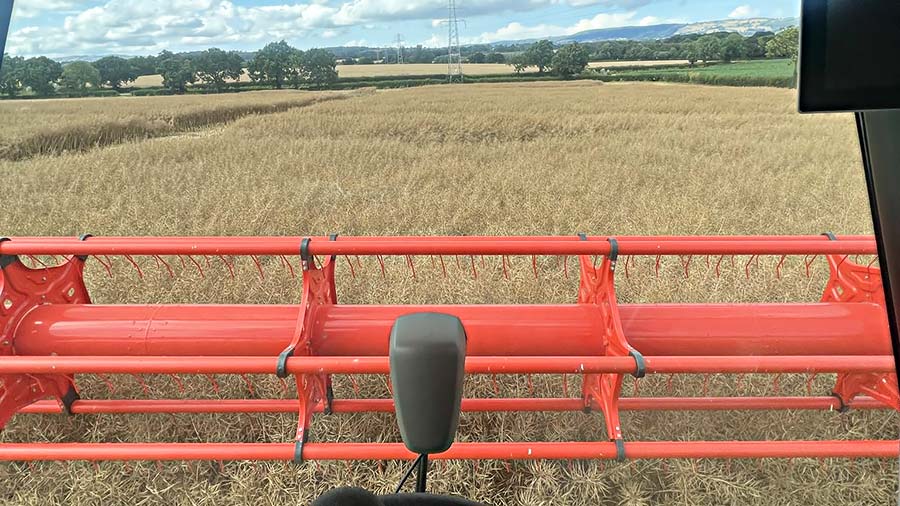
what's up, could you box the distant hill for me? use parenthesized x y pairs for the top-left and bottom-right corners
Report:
(49, 17), (798, 62)
(494, 17), (798, 46)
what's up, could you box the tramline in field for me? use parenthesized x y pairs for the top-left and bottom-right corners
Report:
(1, 234), (897, 464)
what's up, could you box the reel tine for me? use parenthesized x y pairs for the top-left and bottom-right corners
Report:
(240, 374), (255, 396)
(455, 255), (462, 271)
(153, 255), (175, 278)
(205, 374), (220, 395)
(744, 255), (757, 279)
(775, 255), (787, 279)
(93, 255), (114, 278)
(350, 375), (360, 397)
(563, 255), (569, 279)
(736, 374), (745, 393)
(405, 255), (417, 280)
(376, 255), (387, 279)
(26, 255), (48, 268)
(715, 255), (724, 278)
(527, 374), (534, 396)
(654, 255), (661, 277)
(178, 255), (187, 270)
(491, 374), (500, 396)
(96, 373), (117, 395)
(805, 255), (817, 278)
(250, 255), (265, 280)
(562, 374), (569, 397)
(343, 255), (355, 278)
(277, 376), (289, 395)
(218, 256), (235, 278)
(702, 374), (711, 396)
(680, 255), (692, 279)
(439, 255), (448, 278)
(132, 374), (151, 396)
(771, 373), (782, 394)
(806, 373), (818, 395)
(623, 255), (629, 279)
(186, 255), (205, 279)
(666, 374), (674, 394)
(480, 255), (486, 269)
(91, 461), (100, 474)
(169, 374), (185, 393)
(531, 255), (538, 279)
(501, 255), (510, 280)
(123, 255), (144, 279)
(471, 255), (478, 279)
(632, 377), (641, 396)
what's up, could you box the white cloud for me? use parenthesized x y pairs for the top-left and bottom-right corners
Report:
(728, 5), (759, 19)
(6, 0), (663, 56)
(12, 0), (78, 19)
(463, 11), (679, 44)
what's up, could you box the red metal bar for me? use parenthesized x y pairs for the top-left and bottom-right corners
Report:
(0, 440), (896, 461)
(0, 236), (877, 256)
(15, 303), (891, 358)
(20, 396), (885, 415)
(0, 355), (892, 375)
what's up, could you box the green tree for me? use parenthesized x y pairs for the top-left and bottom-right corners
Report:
(287, 48), (307, 88)
(249, 40), (297, 89)
(127, 55), (158, 76)
(685, 42), (700, 66)
(695, 35), (722, 62)
(551, 43), (589, 77)
(508, 53), (529, 74)
(195, 48), (244, 91)
(93, 56), (138, 90)
(469, 52), (486, 64)
(720, 33), (746, 63)
(303, 48), (338, 89)
(524, 40), (554, 73)
(0, 53), (24, 97)
(20, 56), (62, 96)
(60, 61), (101, 91)
(766, 26), (799, 62)
(156, 54), (196, 93)
(486, 52), (506, 64)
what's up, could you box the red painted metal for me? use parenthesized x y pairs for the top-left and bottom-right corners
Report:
(0, 236), (878, 256)
(0, 255), (88, 428)
(0, 355), (893, 375)
(13, 303), (890, 357)
(20, 396), (885, 415)
(0, 440), (896, 462)
(0, 235), (895, 462)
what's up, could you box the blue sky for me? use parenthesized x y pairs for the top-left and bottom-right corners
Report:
(7, 0), (799, 57)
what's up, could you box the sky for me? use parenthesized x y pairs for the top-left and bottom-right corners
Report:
(6, 0), (799, 58)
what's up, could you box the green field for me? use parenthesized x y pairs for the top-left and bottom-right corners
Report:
(609, 59), (797, 87)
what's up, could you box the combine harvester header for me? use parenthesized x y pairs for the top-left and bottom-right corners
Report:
(0, 234), (898, 463)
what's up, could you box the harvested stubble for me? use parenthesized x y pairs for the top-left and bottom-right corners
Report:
(0, 81), (895, 506)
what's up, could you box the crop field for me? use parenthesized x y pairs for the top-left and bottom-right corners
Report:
(618, 59), (796, 80)
(0, 81), (895, 505)
(130, 60), (692, 87)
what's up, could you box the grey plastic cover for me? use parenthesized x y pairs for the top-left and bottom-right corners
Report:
(389, 313), (467, 455)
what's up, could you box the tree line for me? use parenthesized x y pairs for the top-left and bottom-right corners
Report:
(582, 27), (798, 64)
(0, 40), (338, 98)
(507, 27), (798, 77)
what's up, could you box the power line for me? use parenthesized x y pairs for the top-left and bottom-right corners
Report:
(396, 33), (405, 64)
(447, 0), (463, 82)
